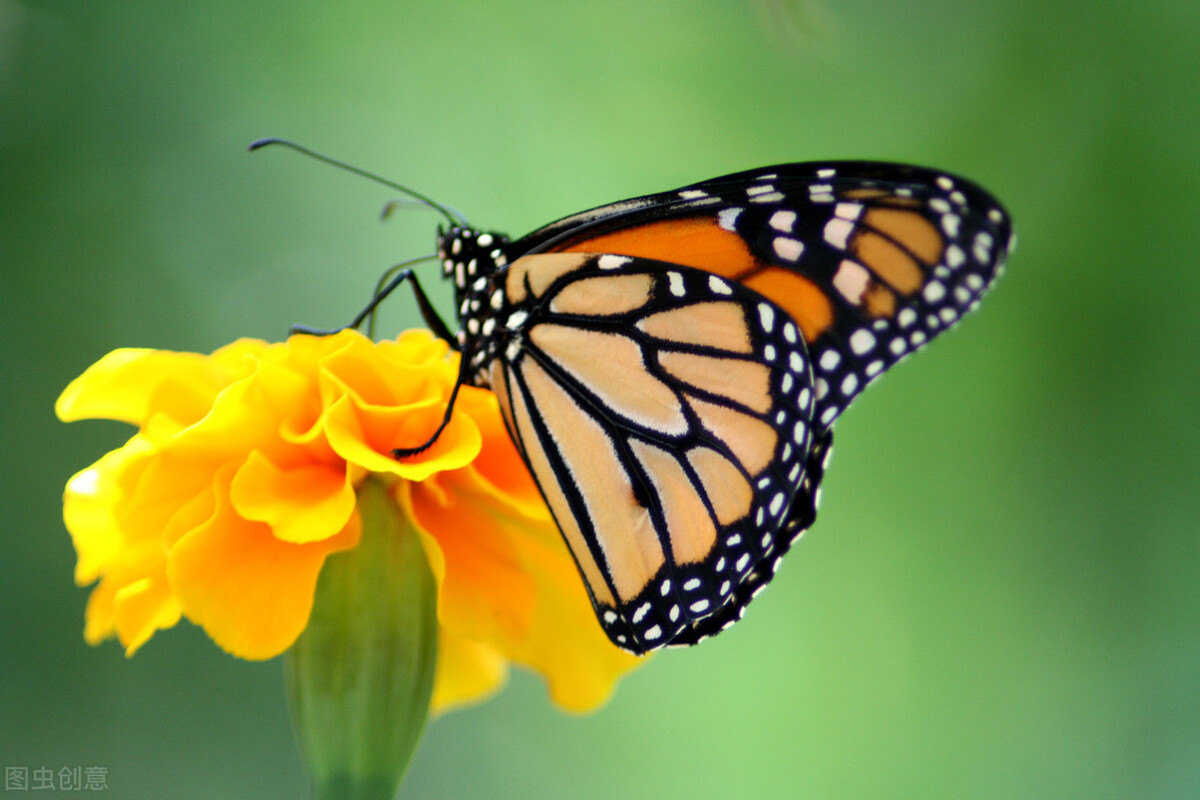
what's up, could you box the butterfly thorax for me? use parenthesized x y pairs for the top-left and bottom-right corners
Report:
(437, 225), (521, 386)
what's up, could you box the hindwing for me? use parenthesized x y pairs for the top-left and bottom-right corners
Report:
(484, 253), (820, 653)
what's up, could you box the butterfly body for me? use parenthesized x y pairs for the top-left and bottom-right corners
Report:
(431, 161), (1012, 654)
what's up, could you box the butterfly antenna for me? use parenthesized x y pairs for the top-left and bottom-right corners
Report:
(249, 138), (463, 227)
(380, 198), (468, 223)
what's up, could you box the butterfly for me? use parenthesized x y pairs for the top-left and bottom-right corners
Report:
(263, 143), (1014, 655)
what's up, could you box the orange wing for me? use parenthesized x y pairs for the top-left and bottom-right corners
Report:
(483, 253), (818, 654)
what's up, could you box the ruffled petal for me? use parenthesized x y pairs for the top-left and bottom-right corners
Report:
(324, 394), (482, 481)
(63, 441), (147, 585)
(56, 348), (253, 428)
(168, 467), (361, 660)
(230, 450), (355, 544)
(112, 576), (183, 657)
(81, 539), (172, 646)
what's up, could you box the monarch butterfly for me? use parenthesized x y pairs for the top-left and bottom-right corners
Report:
(257, 142), (1013, 655)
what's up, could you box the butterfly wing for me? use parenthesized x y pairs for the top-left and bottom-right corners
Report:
(483, 252), (818, 654)
(671, 427), (832, 645)
(518, 161), (1013, 431)
(438, 161), (1011, 652)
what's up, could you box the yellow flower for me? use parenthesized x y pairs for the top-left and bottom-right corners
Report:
(57, 328), (641, 712)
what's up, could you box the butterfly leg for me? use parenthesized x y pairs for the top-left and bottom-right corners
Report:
(391, 343), (473, 458)
(289, 267), (458, 349)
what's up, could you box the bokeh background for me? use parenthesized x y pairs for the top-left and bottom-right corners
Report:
(4, 1), (1198, 797)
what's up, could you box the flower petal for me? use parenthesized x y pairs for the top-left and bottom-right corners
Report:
(81, 539), (172, 646)
(324, 394), (481, 481)
(405, 476), (536, 646)
(407, 463), (642, 712)
(230, 450), (355, 544)
(63, 443), (147, 585)
(430, 630), (508, 715)
(112, 577), (182, 657)
(452, 388), (547, 519)
(168, 467), (361, 660)
(56, 347), (253, 428)
(503, 526), (645, 712)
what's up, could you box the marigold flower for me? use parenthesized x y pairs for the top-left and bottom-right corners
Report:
(57, 328), (641, 713)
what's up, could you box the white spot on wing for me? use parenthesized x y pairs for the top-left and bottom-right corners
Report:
(849, 329), (876, 354)
(824, 217), (854, 249)
(708, 275), (732, 295)
(941, 213), (961, 237)
(833, 259), (870, 304)
(773, 237), (804, 261)
(758, 303), (775, 332)
(718, 207), (743, 231)
(834, 202), (863, 220)
(668, 271), (685, 297)
(598, 255), (630, 270)
(769, 209), (797, 231)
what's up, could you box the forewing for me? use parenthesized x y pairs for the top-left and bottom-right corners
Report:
(519, 161), (1013, 432)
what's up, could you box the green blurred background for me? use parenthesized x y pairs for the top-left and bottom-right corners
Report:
(3, 1), (1198, 797)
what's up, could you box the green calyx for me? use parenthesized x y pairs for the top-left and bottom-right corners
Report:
(286, 477), (439, 800)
